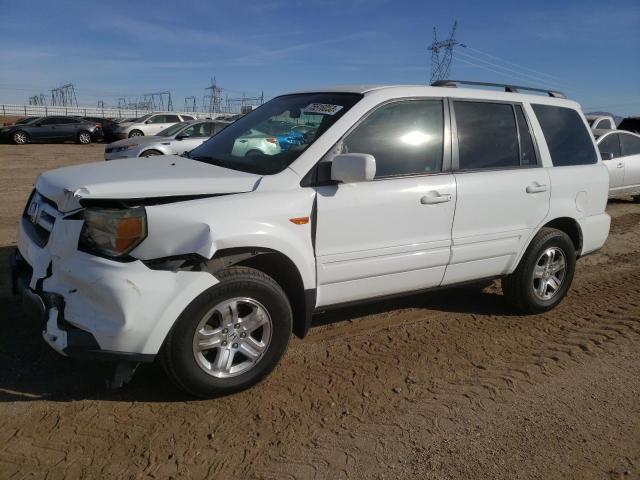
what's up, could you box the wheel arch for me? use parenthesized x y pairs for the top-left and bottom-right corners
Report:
(211, 247), (314, 339)
(140, 148), (164, 157)
(540, 217), (583, 254)
(510, 216), (584, 274)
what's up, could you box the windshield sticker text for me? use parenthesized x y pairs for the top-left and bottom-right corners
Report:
(302, 103), (344, 115)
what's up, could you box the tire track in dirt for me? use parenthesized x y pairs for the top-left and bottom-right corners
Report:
(247, 252), (640, 478)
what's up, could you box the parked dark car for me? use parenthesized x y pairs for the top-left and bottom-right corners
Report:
(80, 116), (119, 141)
(0, 116), (103, 145)
(618, 117), (640, 134)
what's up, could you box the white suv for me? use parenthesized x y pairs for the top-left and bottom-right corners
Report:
(12, 81), (611, 397)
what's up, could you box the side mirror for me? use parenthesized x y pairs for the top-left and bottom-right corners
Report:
(175, 133), (190, 140)
(331, 153), (376, 183)
(145, 119), (153, 124)
(600, 152), (614, 161)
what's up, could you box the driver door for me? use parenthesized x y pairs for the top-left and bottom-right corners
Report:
(314, 99), (456, 307)
(175, 122), (210, 154)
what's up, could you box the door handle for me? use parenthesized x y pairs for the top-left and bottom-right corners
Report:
(420, 192), (452, 205)
(617, 162), (624, 169)
(526, 182), (547, 194)
(239, 139), (248, 143)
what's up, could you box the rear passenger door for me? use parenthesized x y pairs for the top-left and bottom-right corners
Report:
(443, 100), (550, 285)
(619, 132), (640, 194)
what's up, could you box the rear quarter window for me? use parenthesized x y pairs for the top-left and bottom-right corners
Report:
(532, 105), (597, 166)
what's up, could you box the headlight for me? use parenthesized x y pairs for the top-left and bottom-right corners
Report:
(115, 144), (138, 152)
(79, 207), (147, 258)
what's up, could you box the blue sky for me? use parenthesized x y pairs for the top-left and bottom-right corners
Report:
(0, 0), (638, 115)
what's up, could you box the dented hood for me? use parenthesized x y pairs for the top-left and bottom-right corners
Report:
(36, 155), (262, 212)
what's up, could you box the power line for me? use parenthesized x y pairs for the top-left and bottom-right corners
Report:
(456, 50), (557, 88)
(464, 46), (565, 83)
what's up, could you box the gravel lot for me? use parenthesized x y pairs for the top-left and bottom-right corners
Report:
(0, 143), (638, 479)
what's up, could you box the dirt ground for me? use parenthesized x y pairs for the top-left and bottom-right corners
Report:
(0, 143), (639, 480)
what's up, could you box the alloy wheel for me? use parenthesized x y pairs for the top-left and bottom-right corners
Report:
(13, 132), (27, 144)
(532, 247), (567, 301)
(192, 297), (272, 378)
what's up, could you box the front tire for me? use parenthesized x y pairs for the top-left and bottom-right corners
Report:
(141, 149), (162, 157)
(502, 228), (576, 314)
(129, 129), (143, 138)
(12, 131), (29, 145)
(161, 267), (292, 397)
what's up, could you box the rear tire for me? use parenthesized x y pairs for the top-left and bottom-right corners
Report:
(129, 129), (143, 138)
(11, 131), (29, 145)
(502, 228), (576, 314)
(161, 266), (292, 397)
(77, 130), (92, 144)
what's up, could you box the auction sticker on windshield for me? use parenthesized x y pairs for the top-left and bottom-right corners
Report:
(302, 103), (344, 115)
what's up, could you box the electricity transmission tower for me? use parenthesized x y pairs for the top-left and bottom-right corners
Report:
(204, 77), (224, 113)
(28, 94), (47, 106)
(140, 91), (173, 111)
(184, 96), (197, 112)
(428, 21), (465, 84)
(225, 91), (265, 114)
(51, 84), (79, 107)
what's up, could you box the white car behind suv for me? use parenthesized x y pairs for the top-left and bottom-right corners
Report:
(113, 112), (196, 139)
(12, 81), (611, 397)
(595, 128), (640, 200)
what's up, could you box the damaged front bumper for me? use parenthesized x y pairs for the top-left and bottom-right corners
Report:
(14, 205), (219, 362)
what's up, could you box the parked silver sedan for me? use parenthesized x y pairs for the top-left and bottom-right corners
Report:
(112, 112), (197, 139)
(104, 120), (229, 160)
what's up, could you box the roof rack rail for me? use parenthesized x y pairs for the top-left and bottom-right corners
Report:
(431, 79), (566, 99)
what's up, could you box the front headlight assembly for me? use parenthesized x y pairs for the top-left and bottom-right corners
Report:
(79, 207), (147, 258)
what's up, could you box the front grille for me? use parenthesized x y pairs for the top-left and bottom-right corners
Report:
(22, 190), (59, 247)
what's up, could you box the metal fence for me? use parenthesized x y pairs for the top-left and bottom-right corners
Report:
(0, 104), (224, 120)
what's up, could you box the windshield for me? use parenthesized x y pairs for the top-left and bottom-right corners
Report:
(158, 122), (188, 137)
(189, 92), (362, 175)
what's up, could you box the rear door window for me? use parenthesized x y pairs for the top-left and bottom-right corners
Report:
(454, 101), (520, 170)
(149, 115), (167, 123)
(165, 115), (180, 123)
(532, 105), (597, 166)
(181, 115), (195, 121)
(598, 134), (621, 159)
(620, 133), (640, 156)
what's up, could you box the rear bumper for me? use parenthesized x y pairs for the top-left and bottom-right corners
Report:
(578, 213), (611, 256)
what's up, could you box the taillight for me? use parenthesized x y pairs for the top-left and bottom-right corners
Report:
(95, 123), (102, 129)
(266, 137), (277, 144)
